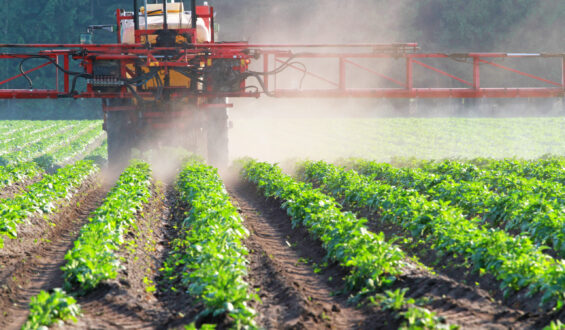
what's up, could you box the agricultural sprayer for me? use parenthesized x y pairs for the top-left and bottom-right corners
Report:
(0, 0), (564, 167)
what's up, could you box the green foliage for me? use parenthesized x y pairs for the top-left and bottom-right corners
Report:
(0, 161), (43, 191)
(22, 289), (81, 330)
(62, 160), (151, 294)
(300, 160), (565, 309)
(371, 288), (456, 329)
(352, 159), (565, 258)
(45, 122), (104, 167)
(544, 320), (565, 330)
(0, 120), (98, 167)
(0, 159), (98, 248)
(162, 160), (257, 328)
(84, 139), (108, 166)
(240, 159), (405, 293)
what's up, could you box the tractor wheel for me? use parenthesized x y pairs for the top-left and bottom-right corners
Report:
(106, 102), (134, 169)
(206, 97), (229, 169)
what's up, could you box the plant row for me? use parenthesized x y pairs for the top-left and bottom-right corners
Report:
(83, 139), (108, 166)
(242, 159), (407, 290)
(0, 161), (43, 191)
(0, 121), (47, 137)
(34, 124), (104, 169)
(162, 160), (257, 327)
(349, 160), (565, 257)
(23, 161), (151, 329)
(242, 160), (455, 328)
(0, 160), (98, 248)
(1, 122), (62, 149)
(62, 160), (152, 293)
(0, 121), (77, 156)
(299, 161), (565, 309)
(0, 121), (96, 166)
(417, 158), (565, 199)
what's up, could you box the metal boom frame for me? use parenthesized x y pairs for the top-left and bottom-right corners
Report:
(0, 43), (564, 100)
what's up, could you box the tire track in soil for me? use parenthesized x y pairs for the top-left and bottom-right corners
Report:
(0, 174), (110, 330)
(226, 181), (381, 329)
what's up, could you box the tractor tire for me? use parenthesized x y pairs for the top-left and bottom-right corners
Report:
(106, 104), (134, 169)
(206, 97), (229, 169)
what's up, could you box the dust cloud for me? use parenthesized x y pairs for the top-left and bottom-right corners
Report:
(133, 1), (565, 167)
(211, 0), (564, 164)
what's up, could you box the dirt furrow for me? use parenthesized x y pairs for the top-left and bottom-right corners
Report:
(68, 184), (199, 329)
(226, 181), (378, 329)
(67, 183), (170, 329)
(0, 174), (110, 329)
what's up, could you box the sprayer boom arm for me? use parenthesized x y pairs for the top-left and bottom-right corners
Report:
(0, 43), (563, 100)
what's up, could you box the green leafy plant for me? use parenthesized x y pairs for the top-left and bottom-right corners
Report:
(62, 160), (152, 294)
(0, 159), (98, 248)
(22, 289), (81, 329)
(240, 159), (406, 295)
(162, 160), (258, 328)
(300, 160), (565, 309)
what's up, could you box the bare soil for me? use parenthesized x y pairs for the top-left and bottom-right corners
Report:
(0, 174), (108, 329)
(1, 168), (560, 329)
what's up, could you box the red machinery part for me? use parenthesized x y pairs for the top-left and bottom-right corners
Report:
(0, 41), (563, 99)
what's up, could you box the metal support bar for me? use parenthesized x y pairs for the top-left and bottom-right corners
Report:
(344, 59), (405, 87)
(133, 0), (139, 31)
(263, 54), (269, 91)
(406, 57), (413, 90)
(275, 58), (338, 87)
(339, 57), (346, 91)
(210, 6), (214, 43)
(473, 57), (480, 90)
(64, 55), (70, 93)
(412, 59), (472, 87)
(163, 0), (168, 30)
(0, 62), (52, 86)
(478, 58), (562, 87)
(191, 0), (197, 29)
(55, 56), (59, 90)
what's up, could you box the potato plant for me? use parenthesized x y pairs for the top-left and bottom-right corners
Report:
(0, 160), (98, 248)
(162, 160), (258, 328)
(62, 160), (152, 293)
(300, 161), (565, 309)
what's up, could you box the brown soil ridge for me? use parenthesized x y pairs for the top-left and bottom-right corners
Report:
(226, 181), (381, 329)
(0, 174), (110, 329)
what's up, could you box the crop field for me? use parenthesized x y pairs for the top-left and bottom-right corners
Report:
(230, 117), (565, 162)
(1, 119), (565, 329)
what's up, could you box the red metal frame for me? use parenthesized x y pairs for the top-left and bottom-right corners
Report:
(0, 44), (563, 99)
(261, 50), (565, 98)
